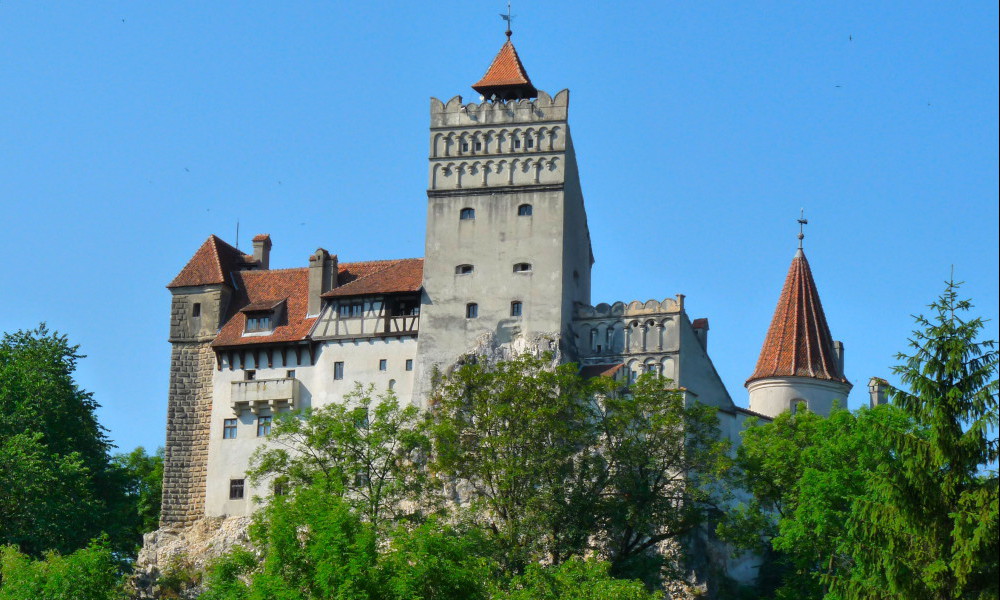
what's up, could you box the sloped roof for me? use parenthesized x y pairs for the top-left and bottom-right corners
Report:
(746, 250), (849, 385)
(472, 38), (537, 100)
(322, 258), (423, 298)
(167, 235), (254, 288)
(579, 363), (624, 379)
(213, 268), (313, 348)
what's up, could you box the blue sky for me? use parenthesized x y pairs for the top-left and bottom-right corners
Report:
(1, 2), (997, 454)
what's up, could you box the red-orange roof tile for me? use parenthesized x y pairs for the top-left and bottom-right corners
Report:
(322, 258), (423, 298)
(167, 235), (254, 288)
(746, 250), (849, 385)
(213, 268), (313, 348)
(580, 363), (624, 379)
(472, 39), (537, 100)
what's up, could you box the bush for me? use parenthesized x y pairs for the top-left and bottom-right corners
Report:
(0, 540), (123, 600)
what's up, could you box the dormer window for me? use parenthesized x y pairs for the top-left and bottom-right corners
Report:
(455, 264), (474, 275)
(245, 314), (272, 333)
(513, 262), (532, 273)
(517, 204), (532, 216)
(460, 207), (475, 220)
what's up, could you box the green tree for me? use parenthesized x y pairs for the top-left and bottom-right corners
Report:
(0, 539), (124, 600)
(111, 446), (164, 538)
(829, 281), (999, 599)
(248, 384), (432, 531)
(496, 558), (662, 600)
(0, 325), (132, 557)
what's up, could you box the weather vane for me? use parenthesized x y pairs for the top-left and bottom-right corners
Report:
(500, 1), (514, 38)
(797, 208), (808, 249)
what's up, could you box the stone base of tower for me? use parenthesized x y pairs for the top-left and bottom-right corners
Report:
(747, 376), (852, 418)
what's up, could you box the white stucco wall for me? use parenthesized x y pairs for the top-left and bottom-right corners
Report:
(747, 376), (852, 419)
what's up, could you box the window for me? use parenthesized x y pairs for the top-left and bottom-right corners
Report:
(405, 359), (413, 371)
(334, 361), (344, 380)
(379, 359), (387, 371)
(257, 416), (272, 437)
(525, 137), (534, 149)
(338, 302), (363, 318)
(466, 303), (478, 318)
(510, 301), (523, 317)
(273, 481), (287, 497)
(461, 141), (469, 152)
(223, 418), (237, 439)
(460, 207), (475, 220)
(246, 314), (272, 332)
(229, 479), (245, 500)
(245, 370), (256, 381)
(455, 264), (474, 275)
(474, 141), (482, 151)
(191, 302), (201, 317)
(517, 204), (532, 216)
(388, 379), (396, 391)
(286, 369), (296, 378)
(513, 138), (522, 149)
(513, 262), (532, 273)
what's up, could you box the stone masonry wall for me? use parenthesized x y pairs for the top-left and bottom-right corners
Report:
(161, 342), (215, 526)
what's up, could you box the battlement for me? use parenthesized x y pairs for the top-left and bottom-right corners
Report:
(575, 297), (684, 320)
(430, 89), (568, 128)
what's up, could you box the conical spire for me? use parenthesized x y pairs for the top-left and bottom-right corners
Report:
(472, 33), (537, 101)
(746, 249), (849, 385)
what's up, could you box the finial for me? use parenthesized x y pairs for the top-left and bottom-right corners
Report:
(500, 1), (513, 38)
(797, 208), (808, 250)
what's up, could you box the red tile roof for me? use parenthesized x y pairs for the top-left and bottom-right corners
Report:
(213, 268), (313, 348)
(167, 235), (254, 288)
(579, 363), (624, 379)
(322, 258), (424, 298)
(472, 38), (537, 100)
(746, 250), (849, 385)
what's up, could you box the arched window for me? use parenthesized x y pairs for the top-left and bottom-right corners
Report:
(455, 264), (474, 275)
(517, 204), (533, 216)
(460, 207), (475, 220)
(465, 303), (478, 318)
(513, 262), (532, 273)
(510, 301), (523, 317)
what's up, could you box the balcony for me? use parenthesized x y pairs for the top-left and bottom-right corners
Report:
(231, 377), (300, 414)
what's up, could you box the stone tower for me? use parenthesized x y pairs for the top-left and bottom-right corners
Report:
(746, 241), (852, 418)
(415, 31), (593, 393)
(161, 235), (253, 525)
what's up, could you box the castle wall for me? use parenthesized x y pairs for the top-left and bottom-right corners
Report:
(747, 376), (851, 418)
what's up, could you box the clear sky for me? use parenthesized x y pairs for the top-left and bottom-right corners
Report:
(1, 2), (997, 454)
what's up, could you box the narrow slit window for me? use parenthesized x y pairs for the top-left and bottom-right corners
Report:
(460, 207), (475, 220)
(466, 303), (478, 319)
(513, 262), (532, 273)
(334, 361), (344, 380)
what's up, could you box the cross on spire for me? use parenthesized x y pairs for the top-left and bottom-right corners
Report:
(500, 1), (514, 38)
(797, 208), (808, 249)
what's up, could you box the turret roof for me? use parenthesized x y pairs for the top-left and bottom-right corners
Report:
(167, 235), (254, 289)
(746, 249), (849, 385)
(472, 36), (537, 100)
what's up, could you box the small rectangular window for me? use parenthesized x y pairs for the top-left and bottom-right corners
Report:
(257, 416), (272, 437)
(379, 359), (387, 371)
(517, 204), (532, 216)
(245, 370), (256, 381)
(513, 138), (521, 149)
(460, 207), (475, 220)
(510, 301), (523, 317)
(223, 418), (237, 439)
(246, 314), (272, 332)
(474, 141), (482, 151)
(191, 302), (201, 317)
(338, 302), (363, 318)
(466, 303), (478, 319)
(525, 137), (534, 149)
(286, 369), (296, 378)
(334, 361), (344, 380)
(461, 142), (470, 152)
(229, 479), (245, 500)
(405, 359), (413, 372)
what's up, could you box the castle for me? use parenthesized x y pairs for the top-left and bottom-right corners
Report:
(160, 29), (853, 560)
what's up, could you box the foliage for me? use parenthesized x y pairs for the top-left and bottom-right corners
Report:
(828, 280), (999, 599)
(248, 384), (431, 531)
(495, 557), (662, 600)
(429, 353), (732, 580)
(110, 446), (164, 538)
(0, 325), (138, 557)
(0, 539), (123, 600)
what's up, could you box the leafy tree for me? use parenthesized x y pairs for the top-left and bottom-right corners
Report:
(429, 354), (732, 581)
(0, 538), (123, 600)
(248, 384), (432, 531)
(496, 557), (662, 600)
(0, 325), (132, 557)
(110, 446), (164, 539)
(828, 281), (999, 599)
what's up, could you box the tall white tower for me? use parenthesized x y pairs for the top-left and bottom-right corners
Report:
(746, 229), (851, 417)
(414, 30), (593, 395)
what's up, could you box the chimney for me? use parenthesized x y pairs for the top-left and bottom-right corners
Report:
(252, 234), (272, 270)
(308, 248), (337, 316)
(691, 318), (709, 351)
(832, 340), (845, 375)
(868, 377), (887, 408)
